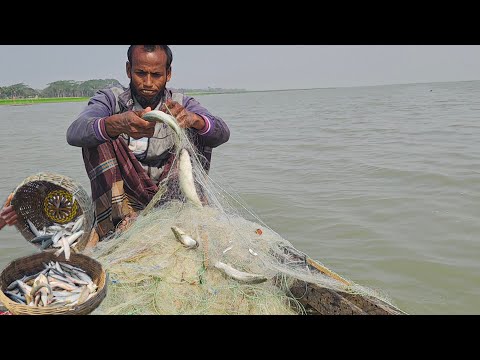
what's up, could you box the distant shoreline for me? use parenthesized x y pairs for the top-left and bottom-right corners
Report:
(0, 91), (252, 106)
(0, 97), (90, 106)
(2, 79), (474, 106)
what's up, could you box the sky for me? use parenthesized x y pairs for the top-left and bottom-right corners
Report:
(0, 45), (479, 91)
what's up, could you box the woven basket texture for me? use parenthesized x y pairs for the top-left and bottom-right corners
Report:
(10, 172), (94, 252)
(0, 252), (107, 315)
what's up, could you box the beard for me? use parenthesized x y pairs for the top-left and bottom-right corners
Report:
(130, 81), (165, 109)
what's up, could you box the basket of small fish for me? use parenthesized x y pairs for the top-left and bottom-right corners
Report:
(0, 251), (107, 315)
(10, 172), (95, 255)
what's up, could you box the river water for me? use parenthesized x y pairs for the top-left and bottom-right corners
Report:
(1, 81), (479, 314)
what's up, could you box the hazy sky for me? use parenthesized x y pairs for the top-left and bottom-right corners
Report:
(1, 45), (479, 91)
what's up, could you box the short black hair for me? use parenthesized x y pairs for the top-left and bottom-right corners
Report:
(127, 45), (173, 69)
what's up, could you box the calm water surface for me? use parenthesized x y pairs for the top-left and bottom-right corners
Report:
(1, 81), (479, 314)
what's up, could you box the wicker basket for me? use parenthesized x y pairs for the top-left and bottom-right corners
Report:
(10, 172), (94, 253)
(0, 252), (107, 315)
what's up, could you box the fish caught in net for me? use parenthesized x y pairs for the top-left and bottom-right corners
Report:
(87, 110), (404, 315)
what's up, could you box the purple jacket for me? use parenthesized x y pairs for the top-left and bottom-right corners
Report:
(66, 86), (230, 172)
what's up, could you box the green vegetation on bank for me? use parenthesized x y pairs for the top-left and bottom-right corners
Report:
(0, 79), (247, 106)
(0, 97), (90, 106)
(0, 91), (249, 106)
(0, 80), (123, 100)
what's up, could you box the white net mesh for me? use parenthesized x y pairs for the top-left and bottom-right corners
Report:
(87, 110), (400, 315)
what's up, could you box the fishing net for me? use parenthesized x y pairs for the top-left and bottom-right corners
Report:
(87, 110), (400, 315)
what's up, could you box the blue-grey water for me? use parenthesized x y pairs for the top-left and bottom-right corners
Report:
(1, 81), (480, 315)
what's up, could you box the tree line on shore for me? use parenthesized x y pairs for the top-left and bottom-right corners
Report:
(0, 79), (123, 99)
(0, 80), (247, 99)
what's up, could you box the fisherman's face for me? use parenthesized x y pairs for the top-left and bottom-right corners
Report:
(127, 46), (172, 109)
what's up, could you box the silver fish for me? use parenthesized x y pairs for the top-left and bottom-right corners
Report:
(171, 226), (199, 249)
(178, 148), (203, 208)
(71, 215), (84, 233)
(214, 261), (268, 284)
(27, 219), (42, 237)
(142, 110), (182, 138)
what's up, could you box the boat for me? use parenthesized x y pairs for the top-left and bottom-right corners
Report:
(276, 246), (406, 315)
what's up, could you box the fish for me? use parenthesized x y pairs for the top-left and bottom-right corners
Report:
(142, 110), (182, 138)
(40, 238), (54, 250)
(214, 261), (268, 284)
(62, 237), (71, 261)
(5, 291), (26, 304)
(4, 258), (100, 308)
(27, 219), (42, 237)
(178, 149), (203, 208)
(66, 230), (84, 246)
(53, 230), (83, 259)
(25, 217), (83, 252)
(223, 246), (233, 254)
(171, 226), (199, 249)
(52, 230), (67, 245)
(77, 286), (91, 305)
(47, 225), (64, 232)
(71, 215), (84, 233)
(31, 234), (53, 244)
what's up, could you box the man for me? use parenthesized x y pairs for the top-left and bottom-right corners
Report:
(66, 45), (230, 240)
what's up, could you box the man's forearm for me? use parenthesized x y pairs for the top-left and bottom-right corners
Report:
(104, 114), (126, 138)
(191, 113), (206, 130)
(66, 117), (109, 148)
(67, 88), (119, 148)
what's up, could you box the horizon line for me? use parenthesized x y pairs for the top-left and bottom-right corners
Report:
(236, 78), (480, 93)
(2, 78), (478, 93)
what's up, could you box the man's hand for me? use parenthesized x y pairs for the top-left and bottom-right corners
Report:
(0, 205), (18, 230)
(161, 100), (205, 130)
(105, 107), (156, 139)
(0, 193), (17, 230)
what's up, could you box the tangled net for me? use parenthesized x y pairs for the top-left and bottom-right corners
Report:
(88, 110), (397, 315)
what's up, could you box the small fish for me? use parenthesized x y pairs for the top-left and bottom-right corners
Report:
(69, 270), (93, 285)
(171, 226), (199, 249)
(142, 110), (182, 138)
(31, 234), (53, 244)
(49, 273), (75, 286)
(214, 261), (268, 284)
(27, 219), (42, 237)
(66, 230), (84, 246)
(71, 216), (84, 233)
(52, 230), (67, 245)
(248, 249), (258, 256)
(47, 225), (64, 232)
(63, 237), (71, 261)
(5, 291), (26, 305)
(48, 280), (77, 292)
(40, 238), (54, 250)
(178, 148), (203, 208)
(223, 246), (233, 254)
(77, 286), (90, 305)
(59, 262), (87, 274)
(6, 280), (19, 291)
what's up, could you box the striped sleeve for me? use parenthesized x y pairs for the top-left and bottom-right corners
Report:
(197, 114), (212, 136)
(93, 117), (114, 142)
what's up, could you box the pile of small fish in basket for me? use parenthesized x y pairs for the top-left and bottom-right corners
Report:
(0, 214), (107, 314)
(27, 215), (85, 260)
(0, 173), (106, 315)
(0, 214), (93, 310)
(4, 259), (97, 308)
